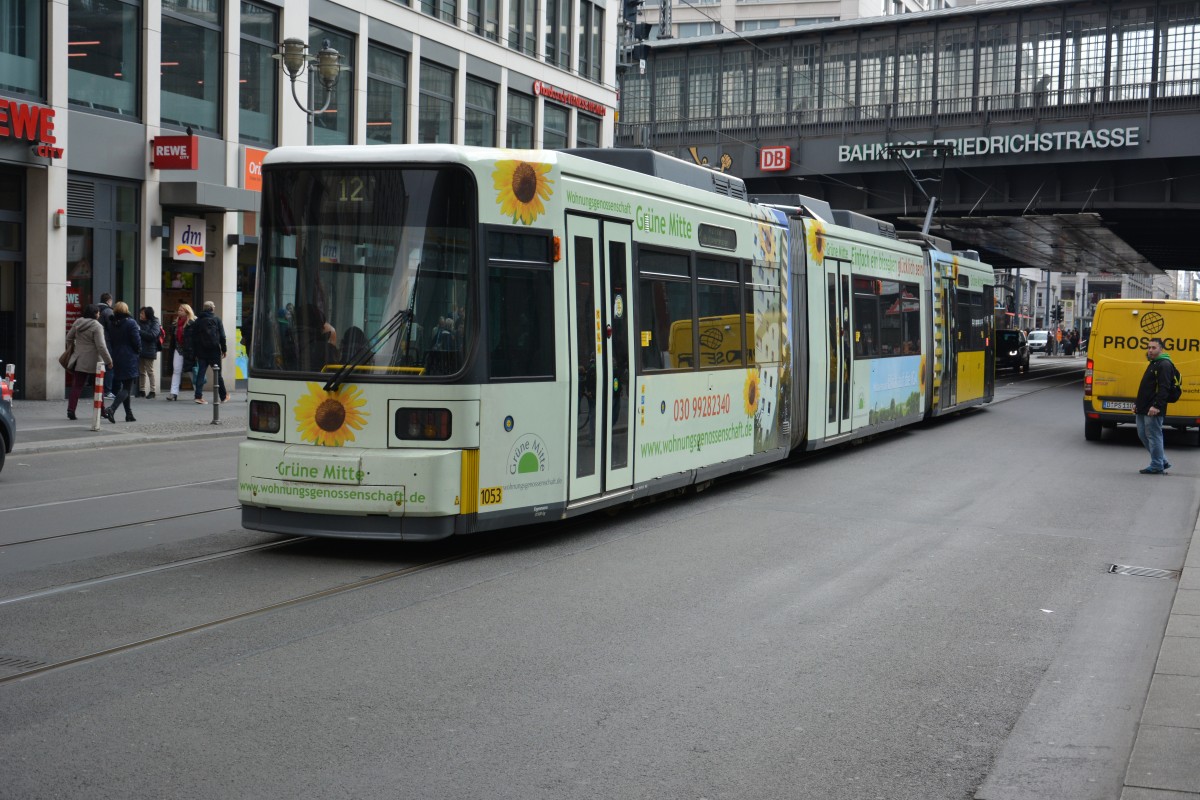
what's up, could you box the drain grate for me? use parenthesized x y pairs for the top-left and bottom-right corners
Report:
(1107, 564), (1181, 580)
(0, 655), (48, 671)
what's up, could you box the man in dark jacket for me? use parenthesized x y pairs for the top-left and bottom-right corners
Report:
(191, 300), (228, 404)
(98, 292), (115, 397)
(1135, 337), (1175, 474)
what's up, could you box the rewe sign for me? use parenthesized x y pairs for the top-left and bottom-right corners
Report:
(152, 135), (199, 170)
(0, 96), (62, 159)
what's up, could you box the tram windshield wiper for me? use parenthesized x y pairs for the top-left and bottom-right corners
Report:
(323, 307), (413, 393)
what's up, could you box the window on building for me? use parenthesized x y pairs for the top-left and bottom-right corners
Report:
(508, 0), (537, 56)
(576, 113), (600, 147)
(687, 52), (718, 121)
(421, 0), (457, 24)
(1, 0), (42, 98)
(937, 25), (975, 115)
(419, 61), (455, 143)
(1160, 4), (1199, 97)
(507, 90), (534, 147)
(367, 44), (408, 144)
(161, 0), (221, 134)
(309, 23), (355, 144)
(468, 0), (500, 40)
(239, 1), (277, 145)
(465, 77), (497, 146)
(677, 21), (721, 37)
(578, 1), (604, 83)
(1020, 16), (1062, 106)
(655, 55), (684, 130)
(1110, 6), (1153, 100)
(896, 31), (933, 115)
(978, 21), (1018, 108)
(68, 0), (140, 117)
(545, 0), (572, 69)
(1062, 12), (1106, 104)
(720, 49), (753, 125)
(735, 19), (781, 32)
(543, 102), (569, 148)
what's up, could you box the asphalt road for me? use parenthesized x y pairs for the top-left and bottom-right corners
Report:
(0, 361), (1195, 800)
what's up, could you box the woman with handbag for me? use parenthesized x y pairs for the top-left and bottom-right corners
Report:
(137, 306), (163, 399)
(64, 304), (113, 420)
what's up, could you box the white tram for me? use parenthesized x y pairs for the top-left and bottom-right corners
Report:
(238, 145), (993, 539)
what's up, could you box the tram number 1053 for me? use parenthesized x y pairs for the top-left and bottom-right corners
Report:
(480, 486), (504, 506)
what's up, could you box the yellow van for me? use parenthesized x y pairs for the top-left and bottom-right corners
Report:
(1083, 299), (1200, 441)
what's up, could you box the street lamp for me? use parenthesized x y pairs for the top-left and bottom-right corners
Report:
(274, 37), (344, 145)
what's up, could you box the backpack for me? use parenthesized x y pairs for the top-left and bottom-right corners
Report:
(195, 316), (221, 353)
(1166, 362), (1183, 404)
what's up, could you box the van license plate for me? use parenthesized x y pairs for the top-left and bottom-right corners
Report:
(1102, 400), (1135, 411)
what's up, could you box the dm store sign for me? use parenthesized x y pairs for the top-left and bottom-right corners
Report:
(172, 217), (206, 263)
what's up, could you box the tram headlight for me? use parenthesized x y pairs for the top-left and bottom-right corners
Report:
(249, 400), (281, 434)
(396, 407), (453, 441)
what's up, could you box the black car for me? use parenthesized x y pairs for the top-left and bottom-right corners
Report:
(0, 371), (15, 474)
(995, 329), (1030, 373)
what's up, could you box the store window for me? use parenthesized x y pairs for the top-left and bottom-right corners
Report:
(66, 178), (140, 323)
(161, 0), (221, 134)
(1, 0), (42, 98)
(506, 90), (534, 148)
(68, 0), (140, 118)
(576, 113), (600, 147)
(543, 102), (569, 148)
(465, 77), (497, 146)
(367, 44), (408, 144)
(419, 61), (455, 143)
(239, 1), (277, 145)
(310, 23), (355, 145)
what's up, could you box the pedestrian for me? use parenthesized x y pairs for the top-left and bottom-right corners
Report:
(97, 292), (116, 397)
(102, 300), (141, 423)
(64, 304), (113, 420)
(167, 302), (196, 401)
(191, 300), (228, 404)
(1135, 337), (1176, 474)
(137, 306), (163, 399)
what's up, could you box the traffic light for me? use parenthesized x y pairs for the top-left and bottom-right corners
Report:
(1049, 305), (1058, 323)
(1056, 303), (1064, 322)
(622, 0), (643, 24)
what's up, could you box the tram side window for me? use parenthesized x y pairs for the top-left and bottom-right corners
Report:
(853, 284), (881, 358)
(486, 233), (554, 379)
(638, 250), (693, 371)
(696, 256), (743, 369)
(744, 261), (781, 366)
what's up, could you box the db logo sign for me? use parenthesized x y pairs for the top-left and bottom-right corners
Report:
(760, 146), (790, 172)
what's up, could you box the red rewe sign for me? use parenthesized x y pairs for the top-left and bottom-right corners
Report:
(152, 135), (199, 170)
(0, 96), (62, 158)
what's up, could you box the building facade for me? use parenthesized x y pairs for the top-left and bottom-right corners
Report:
(2, 0), (617, 399)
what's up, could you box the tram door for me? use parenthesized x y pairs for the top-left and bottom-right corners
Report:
(823, 255), (853, 439)
(566, 216), (635, 502)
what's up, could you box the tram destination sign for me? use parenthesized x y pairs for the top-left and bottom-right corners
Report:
(839, 125), (1141, 163)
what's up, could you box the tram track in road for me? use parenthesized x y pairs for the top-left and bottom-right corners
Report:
(0, 526), (557, 686)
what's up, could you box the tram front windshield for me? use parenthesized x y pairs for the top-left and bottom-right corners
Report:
(251, 165), (475, 378)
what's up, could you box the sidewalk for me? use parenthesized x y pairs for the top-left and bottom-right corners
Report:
(10, 390), (247, 456)
(1122, 511), (1200, 799)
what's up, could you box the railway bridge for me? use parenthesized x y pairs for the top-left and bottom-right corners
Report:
(616, 0), (1200, 282)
